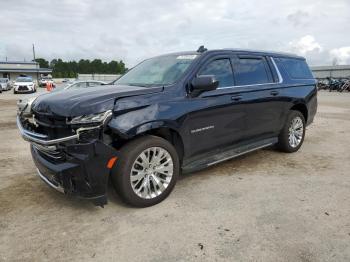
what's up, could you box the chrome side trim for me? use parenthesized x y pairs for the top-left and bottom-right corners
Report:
(17, 116), (79, 146)
(36, 168), (64, 193)
(207, 143), (274, 167)
(271, 57), (283, 84)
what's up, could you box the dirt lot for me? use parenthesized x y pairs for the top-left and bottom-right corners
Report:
(0, 90), (350, 262)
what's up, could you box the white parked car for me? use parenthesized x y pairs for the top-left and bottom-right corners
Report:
(13, 77), (37, 94)
(0, 78), (11, 91)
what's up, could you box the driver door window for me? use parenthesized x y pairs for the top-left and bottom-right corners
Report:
(198, 59), (234, 88)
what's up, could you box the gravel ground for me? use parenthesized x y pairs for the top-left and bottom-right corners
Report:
(0, 90), (350, 262)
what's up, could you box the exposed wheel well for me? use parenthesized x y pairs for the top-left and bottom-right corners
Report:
(290, 103), (308, 122)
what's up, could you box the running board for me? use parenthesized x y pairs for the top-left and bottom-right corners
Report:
(182, 137), (278, 173)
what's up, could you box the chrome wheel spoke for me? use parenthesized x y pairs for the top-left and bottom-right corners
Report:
(288, 116), (304, 148)
(130, 146), (174, 199)
(151, 175), (166, 193)
(130, 170), (145, 182)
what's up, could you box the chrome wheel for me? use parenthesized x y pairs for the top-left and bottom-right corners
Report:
(130, 147), (174, 199)
(288, 116), (304, 148)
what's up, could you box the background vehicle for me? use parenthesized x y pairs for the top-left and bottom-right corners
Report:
(17, 48), (317, 208)
(0, 78), (11, 91)
(39, 76), (55, 87)
(17, 80), (106, 116)
(13, 77), (36, 94)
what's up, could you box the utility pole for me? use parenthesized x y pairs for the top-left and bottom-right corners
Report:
(33, 43), (39, 83)
(32, 43), (36, 60)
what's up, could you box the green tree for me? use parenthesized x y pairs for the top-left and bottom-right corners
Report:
(34, 58), (49, 68)
(49, 58), (127, 77)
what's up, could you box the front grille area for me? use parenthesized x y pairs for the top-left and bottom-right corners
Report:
(32, 111), (75, 140)
(18, 86), (28, 91)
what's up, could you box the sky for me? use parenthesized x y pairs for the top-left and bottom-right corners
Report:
(1, 0), (350, 67)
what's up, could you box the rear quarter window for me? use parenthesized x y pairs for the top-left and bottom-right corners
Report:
(279, 58), (313, 79)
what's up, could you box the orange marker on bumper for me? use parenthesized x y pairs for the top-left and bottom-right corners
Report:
(107, 156), (118, 169)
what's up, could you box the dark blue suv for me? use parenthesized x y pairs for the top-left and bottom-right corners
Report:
(17, 47), (317, 207)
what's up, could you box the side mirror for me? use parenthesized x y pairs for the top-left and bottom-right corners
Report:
(191, 75), (219, 96)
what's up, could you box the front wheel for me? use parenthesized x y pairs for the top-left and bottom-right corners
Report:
(277, 110), (306, 153)
(111, 135), (180, 207)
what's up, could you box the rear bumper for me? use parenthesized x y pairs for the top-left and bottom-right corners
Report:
(306, 90), (318, 126)
(31, 140), (118, 206)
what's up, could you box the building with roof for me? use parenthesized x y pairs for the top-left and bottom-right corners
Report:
(0, 61), (52, 81)
(311, 65), (350, 79)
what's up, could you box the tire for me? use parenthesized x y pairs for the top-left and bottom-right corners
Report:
(111, 135), (180, 207)
(277, 110), (306, 153)
(13, 90), (17, 94)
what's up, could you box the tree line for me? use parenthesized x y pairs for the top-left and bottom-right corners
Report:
(34, 58), (127, 78)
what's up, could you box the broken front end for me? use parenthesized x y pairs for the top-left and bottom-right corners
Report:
(17, 110), (118, 206)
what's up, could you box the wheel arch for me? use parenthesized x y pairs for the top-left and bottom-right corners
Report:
(290, 103), (308, 122)
(142, 127), (185, 164)
(109, 121), (185, 164)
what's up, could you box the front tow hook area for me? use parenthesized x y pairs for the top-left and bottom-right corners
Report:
(31, 140), (119, 207)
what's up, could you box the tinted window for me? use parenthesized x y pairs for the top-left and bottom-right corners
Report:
(88, 82), (103, 87)
(279, 58), (313, 79)
(234, 58), (270, 85)
(69, 82), (87, 89)
(199, 59), (234, 88)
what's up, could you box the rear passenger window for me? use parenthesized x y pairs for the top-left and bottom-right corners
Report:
(279, 58), (313, 79)
(199, 59), (234, 88)
(234, 58), (270, 85)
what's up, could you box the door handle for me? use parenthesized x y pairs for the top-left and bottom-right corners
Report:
(270, 90), (279, 96)
(231, 95), (242, 101)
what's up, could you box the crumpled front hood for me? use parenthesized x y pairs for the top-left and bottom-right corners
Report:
(31, 84), (163, 117)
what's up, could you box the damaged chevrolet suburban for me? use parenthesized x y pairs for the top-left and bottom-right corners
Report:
(17, 47), (317, 207)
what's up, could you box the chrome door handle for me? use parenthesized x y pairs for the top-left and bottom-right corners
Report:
(231, 95), (242, 101)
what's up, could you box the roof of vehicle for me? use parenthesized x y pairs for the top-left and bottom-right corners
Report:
(156, 49), (304, 59)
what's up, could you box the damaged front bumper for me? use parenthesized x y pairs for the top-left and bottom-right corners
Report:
(17, 116), (118, 206)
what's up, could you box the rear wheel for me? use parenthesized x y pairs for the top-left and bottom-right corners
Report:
(111, 135), (179, 207)
(277, 110), (306, 153)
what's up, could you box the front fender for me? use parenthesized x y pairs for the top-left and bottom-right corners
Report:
(107, 104), (181, 138)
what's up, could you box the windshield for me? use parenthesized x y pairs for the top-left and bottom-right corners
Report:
(0, 79), (7, 83)
(16, 77), (32, 82)
(115, 54), (198, 87)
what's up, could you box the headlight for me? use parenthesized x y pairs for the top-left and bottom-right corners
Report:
(68, 110), (112, 125)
